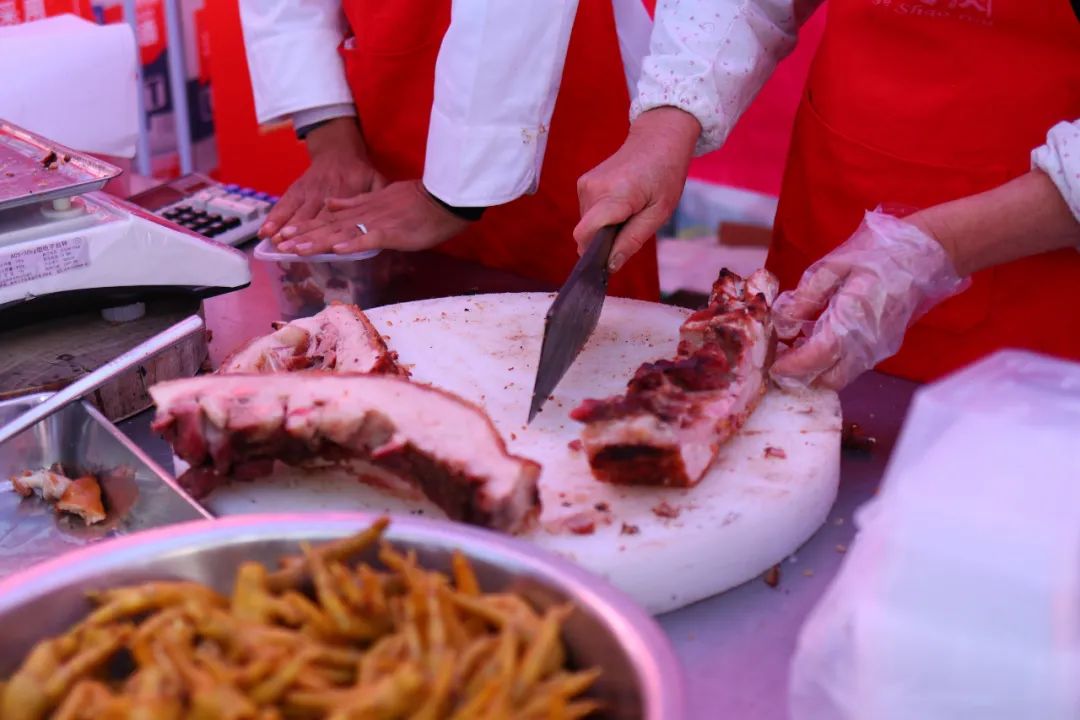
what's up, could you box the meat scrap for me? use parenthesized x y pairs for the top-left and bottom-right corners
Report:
(763, 564), (781, 588)
(543, 507), (617, 536)
(220, 303), (407, 377)
(764, 446), (787, 459)
(564, 514), (596, 535)
(150, 373), (541, 534)
(573, 268), (779, 487)
(841, 422), (877, 454)
(620, 522), (640, 536)
(9, 467), (106, 524)
(652, 501), (680, 519)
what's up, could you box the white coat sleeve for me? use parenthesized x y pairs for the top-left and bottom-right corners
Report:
(422, 0), (581, 207)
(633, 0), (822, 155)
(238, 0), (356, 127)
(1031, 119), (1080, 226)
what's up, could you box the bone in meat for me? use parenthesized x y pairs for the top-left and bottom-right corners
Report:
(571, 268), (779, 487)
(150, 373), (541, 534)
(220, 303), (407, 376)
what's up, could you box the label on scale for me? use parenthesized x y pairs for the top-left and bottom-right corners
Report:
(0, 237), (90, 289)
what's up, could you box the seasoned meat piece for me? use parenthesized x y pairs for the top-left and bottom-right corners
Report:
(221, 303), (407, 376)
(150, 373), (541, 534)
(573, 268), (779, 487)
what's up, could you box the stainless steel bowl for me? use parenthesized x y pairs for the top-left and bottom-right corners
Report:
(0, 513), (686, 719)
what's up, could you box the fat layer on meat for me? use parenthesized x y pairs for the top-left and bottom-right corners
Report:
(572, 268), (779, 487)
(150, 373), (541, 534)
(220, 303), (407, 376)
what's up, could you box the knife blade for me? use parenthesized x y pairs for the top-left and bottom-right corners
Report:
(528, 225), (618, 423)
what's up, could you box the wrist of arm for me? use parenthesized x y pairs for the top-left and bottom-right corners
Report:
(304, 117), (370, 161)
(907, 171), (1080, 277)
(629, 106), (702, 153)
(423, 186), (486, 222)
(630, 105), (704, 161)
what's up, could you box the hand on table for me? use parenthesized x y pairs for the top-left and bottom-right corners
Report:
(275, 180), (471, 256)
(259, 117), (386, 241)
(574, 107), (701, 272)
(769, 210), (970, 391)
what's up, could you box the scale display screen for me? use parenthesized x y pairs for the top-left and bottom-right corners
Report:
(127, 184), (187, 212)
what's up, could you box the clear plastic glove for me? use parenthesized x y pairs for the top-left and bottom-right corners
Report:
(770, 210), (970, 390)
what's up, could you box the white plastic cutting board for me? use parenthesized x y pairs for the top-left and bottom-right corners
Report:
(201, 293), (842, 614)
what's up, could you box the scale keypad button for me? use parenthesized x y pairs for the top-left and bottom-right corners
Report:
(208, 196), (260, 221)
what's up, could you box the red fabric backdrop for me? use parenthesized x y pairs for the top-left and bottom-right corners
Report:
(687, 9), (825, 198)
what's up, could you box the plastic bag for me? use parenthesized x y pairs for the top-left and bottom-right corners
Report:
(789, 350), (1080, 720)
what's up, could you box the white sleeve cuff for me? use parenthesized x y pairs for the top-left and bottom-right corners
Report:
(291, 104), (357, 134)
(632, 62), (733, 156)
(422, 106), (546, 207)
(244, 30), (355, 126)
(631, 0), (799, 156)
(1031, 120), (1080, 226)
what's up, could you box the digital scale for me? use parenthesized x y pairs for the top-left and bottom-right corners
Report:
(0, 120), (251, 324)
(127, 174), (279, 248)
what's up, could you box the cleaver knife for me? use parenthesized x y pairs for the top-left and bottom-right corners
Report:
(527, 225), (618, 423)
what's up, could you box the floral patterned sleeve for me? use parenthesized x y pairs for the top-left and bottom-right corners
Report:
(631, 0), (822, 155)
(1031, 120), (1080, 227)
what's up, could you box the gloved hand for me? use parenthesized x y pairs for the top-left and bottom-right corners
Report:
(770, 210), (970, 390)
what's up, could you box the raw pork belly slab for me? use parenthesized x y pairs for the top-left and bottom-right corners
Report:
(572, 268), (779, 487)
(220, 303), (407, 376)
(150, 373), (541, 533)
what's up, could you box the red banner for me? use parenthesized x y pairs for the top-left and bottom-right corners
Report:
(0, 0), (93, 25)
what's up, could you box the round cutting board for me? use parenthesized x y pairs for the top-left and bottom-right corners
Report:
(202, 293), (842, 614)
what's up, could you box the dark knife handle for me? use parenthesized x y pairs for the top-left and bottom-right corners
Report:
(572, 224), (619, 290)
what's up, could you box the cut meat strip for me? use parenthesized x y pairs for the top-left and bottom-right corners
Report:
(572, 268), (779, 487)
(220, 303), (407, 376)
(150, 373), (542, 534)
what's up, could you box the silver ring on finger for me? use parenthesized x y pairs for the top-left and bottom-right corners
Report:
(356, 222), (368, 235)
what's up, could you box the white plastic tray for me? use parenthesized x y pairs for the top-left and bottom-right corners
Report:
(253, 238), (380, 263)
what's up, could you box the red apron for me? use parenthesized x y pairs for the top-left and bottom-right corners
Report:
(767, 0), (1080, 381)
(338, 0), (659, 301)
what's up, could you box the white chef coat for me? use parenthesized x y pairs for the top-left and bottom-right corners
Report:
(632, 0), (1080, 224)
(238, 0), (653, 207)
(1032, 121), (1080, 226)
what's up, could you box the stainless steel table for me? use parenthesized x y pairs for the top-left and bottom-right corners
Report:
(658, 371), (916, 719)
(117, 244), (920, 720)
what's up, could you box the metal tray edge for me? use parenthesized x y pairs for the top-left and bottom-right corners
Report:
(0, 119), (122, 212)
(1, 392), (211, 521)
(79, 399), (212, 520)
